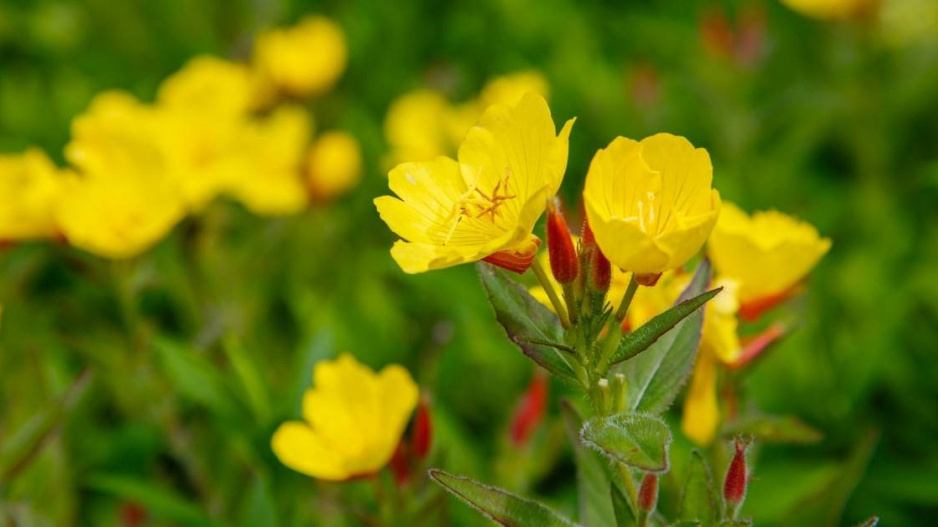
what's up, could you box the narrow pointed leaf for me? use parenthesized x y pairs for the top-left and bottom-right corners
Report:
(679, 451), (717, 527)
(608, 287), (721, 367)
(477, 263), (577, 381)
(581, 413), (671, 472)
(619, 259), (712, 414)
(561, 401), (615, 527)
(722, 415), (823, 444)
(610, 484), (637, 527)
(429, 469), (577, 527)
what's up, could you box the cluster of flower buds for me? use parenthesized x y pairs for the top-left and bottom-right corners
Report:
(390, 394), (434, 485)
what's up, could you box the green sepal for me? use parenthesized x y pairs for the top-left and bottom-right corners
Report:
(580, 412), (672, 472)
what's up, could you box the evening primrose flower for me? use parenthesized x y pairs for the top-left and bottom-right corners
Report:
(375, 93), (574, 274)
(708, 202), (831, 304)
(157, 55), (266, 117)
(271, 354), (419, 481)
(307, 130), (363, 202)
(0, 149), (66, 241)
(253, 16), (347, 98)
(583, 134), (721, 279)
(384, 89), (453, 165)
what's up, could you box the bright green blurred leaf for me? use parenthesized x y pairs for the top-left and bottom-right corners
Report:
(581, 413), (671, 472)
(722, 415), (823, 445)
(429, 469), (577, 527)
(155, 339), (238, 417)
(560, 400), (615, 527)
(679, 451), (717, 527)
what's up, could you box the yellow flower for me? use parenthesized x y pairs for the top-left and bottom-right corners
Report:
(58, 92), (186, 259)
(0, 149), (66, 241)
(254, 16), (347, 98)
(583, 134), (722, 277)
(707, 202), (831, 304)
(682, 279), (742, 446)
(157, 55), (265, 117)
(307, 131), (363, 202)
(375, 93), (574, 274)
(780, 0), (877, 20)
(271, 354), (418, 481)
(477, 70), (550, 109)
(384, 89), (453, 165)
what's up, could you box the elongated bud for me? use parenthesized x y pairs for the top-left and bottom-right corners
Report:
(582, 217), (596, 247)
(413, 394), (433, 460)
(724, 437), (750, 513)
(510, 370), (548, 447)
(590, 245), (611, 293)
(390, 440), (410, 486)
(638, 473), (659, 513)
(546, 198), (578, 284)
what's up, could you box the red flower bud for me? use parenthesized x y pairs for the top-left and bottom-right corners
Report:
(581, 217), (596, 247)
(546, 199), (578, 284)
(389, 440), (410, 486)
(724, 437), (750, 508)
(590, 245), (611, 293)
(638, 473), (659, 513)
(413, 394), (433, 460)
(510, 370), (549, 447)
(120, 502), (147, 527)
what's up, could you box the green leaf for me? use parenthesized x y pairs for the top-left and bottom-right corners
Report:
(722, 415), (823, 444)
(155, 339), (239, 417)
(619, 259), (712, 414)
(679, 451), (717, 527)
(477, 263), (578, 381)
(561, 400), (616, 527)
(717, 521), (752, 526)
(610, 484), (637, 527)
(429, 469), (577, 527)
(223, 338), (273, 425)
(580, 413), (672, 472)
(608, 288), (721, 368)
(853, 517), (880, 527)
(86, 474), (217, 526)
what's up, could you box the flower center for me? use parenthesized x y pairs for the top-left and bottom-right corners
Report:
(442, 167), (517, 245)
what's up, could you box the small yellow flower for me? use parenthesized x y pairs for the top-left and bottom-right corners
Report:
(307, 131), (363, 202)
(583, 134), (722, 276)
(780, 0), (877, 20)
(157, 55), (266, 117)
(477, 70), (550, 110)
(384, 89), (453, 165)
(375, 93), (574, 274)
(0, 149), (66, 241)
(271, 354), (418, 481)
(254, 16), (347, 98)
(707, 202), (831, 304)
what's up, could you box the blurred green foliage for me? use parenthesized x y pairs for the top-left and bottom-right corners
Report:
(1, 0), (937, 525)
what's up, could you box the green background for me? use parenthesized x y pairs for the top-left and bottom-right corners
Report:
(1, 0), (937, 525)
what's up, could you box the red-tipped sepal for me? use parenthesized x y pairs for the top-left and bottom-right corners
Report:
(483, 237), (541, 274)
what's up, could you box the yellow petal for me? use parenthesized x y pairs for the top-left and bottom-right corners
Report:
(307, 131), (362, 201)
(0, 149), (66, 241)
(271, 422), (349, 480)
(682, 351), (720, 446)
(254, 16), (347, 97)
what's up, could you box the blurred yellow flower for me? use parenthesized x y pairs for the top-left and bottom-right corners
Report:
(157, 55), (265, 117)
(0, 149), (66, 241)
(583, 134), (721, 276)
(477, 70), (550, 109)
(307, 130), (363, 202)
(271, 354), (418, 481)
(375, 93), (574, 274)
(385, 89), (453, 165)
(708, 202), (831, 304)
(254, 16), (347, 98)
(780, 0), (877, 20)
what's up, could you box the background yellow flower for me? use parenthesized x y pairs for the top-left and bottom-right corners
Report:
(271, 354), (418, 481)
(708, 202), (831, 303)
(307, 130), (363, 202)
(584, 133), (721, 276)
(254, 16), (347, 98)
(0, 149), (66, 241)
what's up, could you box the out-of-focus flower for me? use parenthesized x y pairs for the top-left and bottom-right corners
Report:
(681, 279), (742, 446)
(0, 149), (66, 241)
(254, 16), (347, 98)
(780, 0), (877, 20)
(157, 55), (266, 117)
(58, 92), (186, 259)
(375, 93), (574, 274)
(271, 354), (419, 481)
(477, 70), (549, 110)
(307, 130), (363, 202)
(221, 105), (311, 215)
(385, 90), (454, 165)
(584, 133), (721, 277)
(708, 202), (831, 304)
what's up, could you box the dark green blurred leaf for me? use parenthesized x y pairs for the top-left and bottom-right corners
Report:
(581, 412), (671, 472)
(717, 521), (751, 526)
(223, 338), (272, 425)
(679, 451), (717, 527)
(619, 260), (711, 414)
(237, 474), (279, 527)
(722, 415), (823, 445)
(85, 473), (217, 526)
(477, 263), (578, 382)
(561, 400), (615, 527)
(155, 339), (238, 417)
(429, 469), (576, 527)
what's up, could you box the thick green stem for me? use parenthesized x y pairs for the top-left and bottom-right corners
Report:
(617, 463), (640, 518)
(531, 257), (571, 329)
